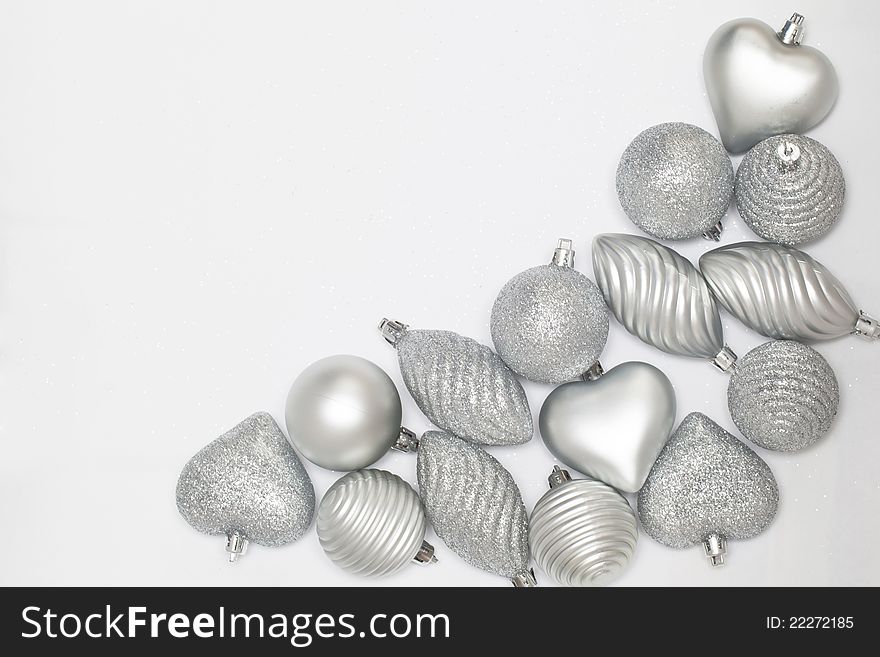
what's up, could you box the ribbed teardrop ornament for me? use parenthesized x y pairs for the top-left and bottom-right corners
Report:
(317, 469), (433, 578)
(529, 469), (637, 587)
(592, 233), (725, 359)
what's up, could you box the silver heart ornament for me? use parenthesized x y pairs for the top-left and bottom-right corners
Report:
(539, 362), (676, 493)
(704, 14), (838, 153)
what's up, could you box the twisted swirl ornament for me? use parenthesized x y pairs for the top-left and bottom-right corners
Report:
(386, 323), (533, 446)
(592, 233), (724, 359)
(699, 242), (862, 341)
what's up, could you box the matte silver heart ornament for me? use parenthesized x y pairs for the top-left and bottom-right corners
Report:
(704, 14), (838, 153)
(539, 362), (676, 493)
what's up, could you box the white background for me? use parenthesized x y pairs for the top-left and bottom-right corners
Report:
(1, 1), (877, 587)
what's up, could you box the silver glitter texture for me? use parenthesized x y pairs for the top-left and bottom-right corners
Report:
(638, 413), (778, 552)
(592, 233), (724, 359)
(417, 431), (531, 582)
(728, 340), (839, 452)
(529, 475), (637, 587)
(616, 122), (734, 240)
(700, 241), (860, 341)
(176, 412), (316, 550)
(736, 134), (845, 245)
(317, 469), (429, 577)
(491, 264), (609, 384)
(394, 327), (532, 446)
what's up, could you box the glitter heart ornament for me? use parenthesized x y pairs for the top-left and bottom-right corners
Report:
(176, 412), (316, 561)
(704, 13), (839, 153)
(638, 413), (779, 566)
(417, 431), (535, 586)
(539, 361), (676, 493)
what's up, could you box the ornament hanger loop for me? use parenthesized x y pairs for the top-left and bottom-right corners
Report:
(776, 141), (801, 165)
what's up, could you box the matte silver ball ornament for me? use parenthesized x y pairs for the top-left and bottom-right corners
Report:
(491, 239), (609, 384)
(529, 467), (638, 587)
(638, 412), (779, 566)
(285, 355), (405, 471)
(176, 412), (316, 561)
(735, 134), (844, 245)
(317, 469), (436, 577)
(728, 340), (839, 451)
(616, 122), (734, 240)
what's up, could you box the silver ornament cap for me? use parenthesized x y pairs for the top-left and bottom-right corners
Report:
(285, 355), (404, 471)
(539, 361), (676, 493)
(317, 469), (436, 577)
(490, 239), (609, 384)
(380, 319), (533, 446)
(530, 467), (638, 587)
(176, 412), (316, 560)
(704, 14), (839, 153)
(637, 412), (779, 565)
(736, 134), (845, 245)
(615, 123), (734, 240)
(728, 340), (839, 451)
(417, 431), (534, 586)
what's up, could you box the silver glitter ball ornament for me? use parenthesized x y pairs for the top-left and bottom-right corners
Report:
(616, 122), (734, 240)
(638, 412), (779, 566)
(286, 355), (406, 471)
(176, 412), (316, 561)
(490, 239), (609, 384)
(539, 361), (676, 493)
(728, 341), (839, 452)
(700, 242), (880, 342)
(380, 319), (532, 446)
(317, 469), (437, 577)
(529, 467), (638, 587)
(704, 14), (839, 154)
(592, 234), (731, 363)
(417, 431), (535, 586)
(735, 134), (845, 245)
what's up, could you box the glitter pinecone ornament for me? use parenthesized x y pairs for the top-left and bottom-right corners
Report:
(592, 233), (842, 450)
(700, 241), (880, 342)
(529, 467), (638, 587)
(379, 319), (532, 446)
(735, 134), (845, 245)
(638, 413), (779, 566)
(490, 239), (609, 384)
(176, 412), (316, 561)
(317, 469), (437, 577)
(728, 340), (839, 451)
(417, 431), (535, 586)
(616, 122), (734, 241)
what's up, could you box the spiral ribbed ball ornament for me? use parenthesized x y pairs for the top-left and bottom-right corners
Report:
(317, 469), (432, 578)
(592, 233), (725, 359)
(529, 469), (637, 587)
(735, 134), (844, 246)
(380, 320), (532, 446)
(700, 242), (878, 342)
(728, 341), (839, 452)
